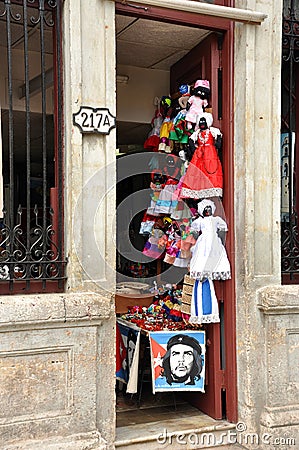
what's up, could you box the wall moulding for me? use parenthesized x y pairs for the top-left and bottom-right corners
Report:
(257, 285), (299, 314)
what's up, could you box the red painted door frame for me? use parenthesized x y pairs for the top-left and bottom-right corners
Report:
(115, 2), (237, 423)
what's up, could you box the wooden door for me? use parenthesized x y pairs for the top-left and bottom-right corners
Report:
(170, 32), (236, 421)
(115, 2), (237, 422)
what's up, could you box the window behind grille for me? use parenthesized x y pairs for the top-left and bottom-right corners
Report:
(0, 0), (66, 293)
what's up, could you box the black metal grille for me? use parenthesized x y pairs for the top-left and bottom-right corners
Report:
(0, 0), (66, 291)
(281, 0), (299, 277)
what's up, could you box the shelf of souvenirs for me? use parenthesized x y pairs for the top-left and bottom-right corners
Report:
(116, 281), (201, 332)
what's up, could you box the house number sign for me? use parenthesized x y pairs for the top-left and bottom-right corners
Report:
(73, 106), (116, 134)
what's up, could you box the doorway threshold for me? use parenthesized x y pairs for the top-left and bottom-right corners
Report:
(116, 401), (238, 450)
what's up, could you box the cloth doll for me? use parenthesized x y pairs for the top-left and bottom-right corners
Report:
(169, 84), (191, 151)
(179, 218), (198, 259)
(189, 199), (231, 281)
(163, 222), (182, 265)
(154, 155), (181, 215)
(180, 112), (223, 199)
(154, 178), (179, 215)
(144, 107), (164, 152)
(142, 226), (166, 259)
(185, 79), (210, 130)
(139, 210), (162, 236)
(145, 170), (167, 216)
(158, 96), (173, 153)
(171, 175), (194, 220)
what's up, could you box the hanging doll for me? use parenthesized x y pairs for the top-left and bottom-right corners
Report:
(185, 79), (210, 130)
(158, 96), (173, 153)
(178, 217), (198, 260)
(189, 199), (231, 281)
(163, 221), (182, 265)
(171, 219), (195, 268)
(154, 155), (181, 215)
(142, 223), (166, 259)
(171, 174), (193, 220)
(169, 84), (191, 155)
(180, 112), (223, 199)
(143, 103), (164, 152)
(146, 170), (166, 216)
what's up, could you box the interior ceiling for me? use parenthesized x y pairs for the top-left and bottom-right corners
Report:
(116, 15), (210, 146)
(116, 15), (209, 70)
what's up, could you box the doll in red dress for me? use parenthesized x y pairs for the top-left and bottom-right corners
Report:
(180, 112), (223, 199)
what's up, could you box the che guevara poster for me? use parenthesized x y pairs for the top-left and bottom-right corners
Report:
(149, 330), (206, 393)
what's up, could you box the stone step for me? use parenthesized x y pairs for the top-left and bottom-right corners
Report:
(116, 416), (240, 450)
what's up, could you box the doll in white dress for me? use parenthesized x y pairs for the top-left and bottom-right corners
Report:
(189, 199), (231, 280)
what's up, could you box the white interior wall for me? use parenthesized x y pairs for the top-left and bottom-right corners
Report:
(116, 64), (169, 123)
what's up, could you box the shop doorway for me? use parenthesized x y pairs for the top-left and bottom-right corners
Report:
(115, 5), (236, 426)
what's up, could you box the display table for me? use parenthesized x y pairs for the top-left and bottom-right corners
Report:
(115, 282), (154, 314)
(115, 293), (154, 314)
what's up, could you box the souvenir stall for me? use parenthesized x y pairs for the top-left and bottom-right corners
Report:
(116, 80), (231, 403)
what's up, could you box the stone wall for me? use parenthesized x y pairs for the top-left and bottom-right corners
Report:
(0, 292), (115, 449)
(258, 286), (299, 449)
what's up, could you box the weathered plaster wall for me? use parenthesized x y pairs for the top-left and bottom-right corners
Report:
(234, 1), (299, 447)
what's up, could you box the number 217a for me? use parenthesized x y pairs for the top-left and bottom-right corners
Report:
(81, 112), (110, 129)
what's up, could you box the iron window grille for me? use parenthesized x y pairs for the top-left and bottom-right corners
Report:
(0, 0), (66, 292)
(281, 0), (299, 279)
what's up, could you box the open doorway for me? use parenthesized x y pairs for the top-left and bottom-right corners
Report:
(115, 8), (236, 438)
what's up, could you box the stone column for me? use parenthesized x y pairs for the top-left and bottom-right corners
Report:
(234, 0), (283, 437)
(63, 0), (116, 293)
(62, 0), (117, 447)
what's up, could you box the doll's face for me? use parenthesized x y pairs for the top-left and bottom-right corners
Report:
(154, 174), (162, 183)
(152, 171), (164, 184)
(166, 155), (175, 167)
(195, 87), (210, 100)
(198, 117), (208, 130)
(203, 206), (212, 216)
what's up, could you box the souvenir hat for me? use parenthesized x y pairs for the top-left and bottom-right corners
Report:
(197, 199), (216, 216)
(179, 84), (190, 96)
(161, 96), (172, 107)
(194, 79), (210, 90)
(167, 334), (202, 354)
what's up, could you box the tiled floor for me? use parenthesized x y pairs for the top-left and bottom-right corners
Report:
(117, 398), (204, 427)
(116, 384), (189, 426)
